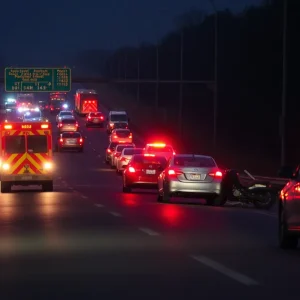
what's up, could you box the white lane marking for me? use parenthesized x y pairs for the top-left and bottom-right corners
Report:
(93, 148), (96, 151)
(97, 154), (101, 158)
(109, 211), (122, 217)
(95, 203), (104, 208)
(191, 255), (260, 286)
(81, 195), (88, 199)
(138, 227), (160, 236)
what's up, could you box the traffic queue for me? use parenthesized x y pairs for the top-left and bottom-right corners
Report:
(0, 88), (299, 251)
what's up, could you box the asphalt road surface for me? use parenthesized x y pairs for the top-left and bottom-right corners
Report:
(0, 85), (299, 300)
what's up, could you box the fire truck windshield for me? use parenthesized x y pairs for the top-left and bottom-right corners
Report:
(5, 136), (25, 154)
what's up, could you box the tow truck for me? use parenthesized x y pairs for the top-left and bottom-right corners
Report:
(0, 121), (54, 193)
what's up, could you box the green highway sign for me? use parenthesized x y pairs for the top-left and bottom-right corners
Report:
(4, 68), (72, 92)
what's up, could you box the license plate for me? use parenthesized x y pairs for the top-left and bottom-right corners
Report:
(190, 174), (201, 180)
(93, 119), (99, 122)
(146, 169), (156, 175)
(22, 176), (32, 180)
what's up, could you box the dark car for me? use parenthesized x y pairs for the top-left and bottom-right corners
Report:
(122, 154), (167, 193)
(86, 112), (105, 127)
(57, 131), (84, 152)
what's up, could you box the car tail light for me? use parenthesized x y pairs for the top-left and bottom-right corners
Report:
(59, 123), (62, 127)
(168, 169), (182, 176)
(100, 116), (104, 119)
(294, 184), (300, 193)
(113, 135), (117, 138)
(88, 116), (91, 120)
(128, 166), (135, 173)
(76, 122), (79, 127)
(79, 138), (83, 143)
(107, 149), (111, 153)
(173, 151), (176, 155)
(129, 134), (132, 138)
(209, 171), (223, 178)
(59, 138), (63, 143)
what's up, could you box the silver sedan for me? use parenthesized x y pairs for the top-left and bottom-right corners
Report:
(157, 154), (225, 206)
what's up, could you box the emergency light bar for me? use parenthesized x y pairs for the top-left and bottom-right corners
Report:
(4, 125), (12, 129)
(3, 124), (49, 130)
(148, 143), (166, 147)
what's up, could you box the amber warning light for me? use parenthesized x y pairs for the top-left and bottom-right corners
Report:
(4, 125), (12, 129)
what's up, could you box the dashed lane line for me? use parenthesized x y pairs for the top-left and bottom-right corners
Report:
(109, 211), (122, 217)
(95, 203), (105, 208)
(190, 255), (260, 286)
(138, 227), (160, 236)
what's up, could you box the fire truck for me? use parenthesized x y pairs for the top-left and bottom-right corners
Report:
(0, 122), (54, 193)
(49, 92), (68, 114)
(75, 89), (99, 116)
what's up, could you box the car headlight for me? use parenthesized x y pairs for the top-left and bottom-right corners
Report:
(44, 162), (52, 170)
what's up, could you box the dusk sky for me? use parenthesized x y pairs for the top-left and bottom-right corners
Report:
(1, 0), (262, 64)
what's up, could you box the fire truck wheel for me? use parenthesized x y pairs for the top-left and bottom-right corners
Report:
(0, 182), (11, 193)
(42, 181), (53, 192)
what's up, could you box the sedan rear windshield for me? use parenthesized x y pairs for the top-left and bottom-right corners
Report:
(90, 112), (102, 117)
(62, 132), (81, 138)
(115, 130), (130, 137)
(60, 112), (72, 116)
(174, 156), (216, 168)
(124, 148), (143, 155)
(110, 114), (127, 121)
(116, 145), (134, 152)
(62, 119), (76, 124)
(132, 155), (167, 167)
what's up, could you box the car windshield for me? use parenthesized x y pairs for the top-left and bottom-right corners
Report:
(60, 112), (72, 116)
(62, 132), (81, 138)
(133, 155), (167, 167)
(90, 112), (102, 117)
(116, 145), (134, 152)
(124, 148), (143, 155)
(110, 114), (127, 121)
(174, 156), (216, 168)
(62, 119), (76, 124)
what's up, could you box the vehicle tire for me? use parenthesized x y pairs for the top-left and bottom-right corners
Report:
(279, 204), (298, 249)
(213, 193), (227, 206)
(1, 182), (11, 193)
(161, 187), (170, 202)
(42, 181), (53, 192)
(253, 191), (276, 209)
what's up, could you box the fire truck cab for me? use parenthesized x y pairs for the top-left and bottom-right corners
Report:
(75, 89), (99, 116)
(0, 122), (54, 193)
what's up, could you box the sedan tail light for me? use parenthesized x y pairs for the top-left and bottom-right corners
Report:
(294, 183), (300, 193)
(107, 149), (111, 153)
(208, 171), (223, 178)
(75, 122), (79, 127)
(59, 138), (63, 143)
(129, 134), (132, 138)
(168, 169), (182, 176)
(59, 123), (62, 127)
(79, 138), (83, 143)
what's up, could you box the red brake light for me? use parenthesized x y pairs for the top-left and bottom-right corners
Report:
(59, 123), (62, 127)
(59, 138), (63, 143)
(173, 151), (176, 155)
(129, 134), (132, 138)
(128, 166), (135, 173)
(100, 116), (104, 119)
(113, 135), (117, 138)
(88, 116), (91, 120)
(76, 122), (78, 127)
(209, 171), (223, 178)
(79, 138), (83, 143)
(107, 149), (111, 153)
(168, 169), (182, 176)
(294, 184), (300, 193)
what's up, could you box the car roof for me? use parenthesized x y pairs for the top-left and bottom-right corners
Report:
(173, 154), (213, 159)
(109, 111), (127, 114)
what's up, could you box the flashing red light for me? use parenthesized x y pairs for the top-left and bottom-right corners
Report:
(144, 153), (155, 157)
(113, 135), (118, 138)
(128, 166), (135, 173)
(294, 184), (300, 193)
(209, 171), (223, 178)
(148, 143), (166, 147)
